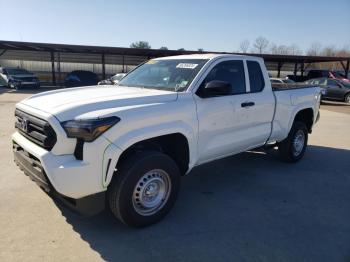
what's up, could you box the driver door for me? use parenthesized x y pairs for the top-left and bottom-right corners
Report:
(326, 79), (345, 100)
(194, 59), (259, 164)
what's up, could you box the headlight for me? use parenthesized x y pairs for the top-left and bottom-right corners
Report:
(61, 116), (120, 142)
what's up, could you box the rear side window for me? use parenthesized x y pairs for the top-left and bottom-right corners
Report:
(200, 60), (246, 95)
(247, 61), (265, 92)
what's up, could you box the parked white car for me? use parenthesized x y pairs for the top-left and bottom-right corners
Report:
(12, 54), (321, 227)
(270, 77), (295, 84)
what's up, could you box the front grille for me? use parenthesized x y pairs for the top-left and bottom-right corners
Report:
(19, 77), (37, 82)
(15, 109), (57, 150)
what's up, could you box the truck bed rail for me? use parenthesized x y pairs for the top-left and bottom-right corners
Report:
(272, 83), (319, 91)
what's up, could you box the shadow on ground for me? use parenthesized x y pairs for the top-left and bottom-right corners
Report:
(321, 100), (350, 116)
(52, 145), (350, 262)
(321, 101), (350, 107)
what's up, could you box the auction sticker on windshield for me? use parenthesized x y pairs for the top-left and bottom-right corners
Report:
(176, 63), (198, 69)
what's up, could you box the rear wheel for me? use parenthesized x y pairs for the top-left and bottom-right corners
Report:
(278, 121), (308, 163)
(108, 151), (180, 227)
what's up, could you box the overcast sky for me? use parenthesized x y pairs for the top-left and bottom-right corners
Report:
(1, 0), (349, 52)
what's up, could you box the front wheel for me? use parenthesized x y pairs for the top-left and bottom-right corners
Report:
(108, 151), (180, 227)
(8, 81), (16, 89)
(278, 121), (308, 163)
(345, 93), (350, 104)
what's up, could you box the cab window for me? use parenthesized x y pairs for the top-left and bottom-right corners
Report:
(247, 61), (265, 92)
(198, 60), (246, 96)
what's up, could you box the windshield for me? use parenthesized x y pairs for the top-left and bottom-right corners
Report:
(118, 59), (208, 92)
(6, 68), (31, 75)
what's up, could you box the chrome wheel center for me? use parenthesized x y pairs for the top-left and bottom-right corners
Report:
(292, 130), (305, 156)
(132, 169), (171, 216)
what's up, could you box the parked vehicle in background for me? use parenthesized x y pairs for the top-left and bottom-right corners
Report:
(0, 67), (40, 90)
(64, 70), (99, 87)
(98, 73), (126, 85)
(305, 78), (350, 103)
(12, 54), (321, 227)
(333, 71), (350, 83)
(288, 69), (350, 83)
(270, 78), (295, 84)
(308, 70), (350, 82)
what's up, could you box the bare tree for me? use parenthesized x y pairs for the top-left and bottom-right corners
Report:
(253, 36), (269, 54)
(270, 43), (302, 55)
(277, 45), (290, 55)
(270, 43), (278, 54)
(307, 42), (322, 56)
(239, 40), (250, 53)
(289, 44), (302, 55)
(322, 45), (337, 57)
(130, 41), (151, 49)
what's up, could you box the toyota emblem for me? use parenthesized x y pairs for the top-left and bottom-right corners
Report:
(21, 118), (28, 132)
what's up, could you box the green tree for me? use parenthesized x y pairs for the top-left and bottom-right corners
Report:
(159, 46), (168, 50)
(178, 48), (185, 51)
(130, 41), (151, 49)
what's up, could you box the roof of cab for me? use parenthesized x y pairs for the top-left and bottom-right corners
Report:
(154, 53), (263, 61)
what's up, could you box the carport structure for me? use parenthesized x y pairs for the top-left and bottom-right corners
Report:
(0, 40), (349, 85)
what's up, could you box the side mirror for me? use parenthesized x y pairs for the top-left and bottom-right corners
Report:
(201, 80), (232, 97)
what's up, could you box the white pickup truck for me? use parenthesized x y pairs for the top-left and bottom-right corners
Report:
(12, 54), (321, 227)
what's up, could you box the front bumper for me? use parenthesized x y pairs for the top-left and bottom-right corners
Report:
(12, 81), (40, 88)
(13, 141), (105, 215)
(12, 131), (122, 212)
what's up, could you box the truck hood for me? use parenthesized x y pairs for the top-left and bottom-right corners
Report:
(18, 85), (178, 121)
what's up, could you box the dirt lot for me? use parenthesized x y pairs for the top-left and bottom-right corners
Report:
(0, 87), (349, 262)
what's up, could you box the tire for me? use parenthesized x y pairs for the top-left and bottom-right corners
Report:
(108, 150), (180, 227)
(278, 121), (308, 163)
(345, 93), (350, 104)
(7, 81), (15, 89)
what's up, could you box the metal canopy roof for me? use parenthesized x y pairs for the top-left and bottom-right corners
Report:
(1, 40), (349, 84)
(1, 40), (349, 64)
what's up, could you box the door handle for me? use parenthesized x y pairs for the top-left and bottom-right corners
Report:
(241, 101), (255, 108)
